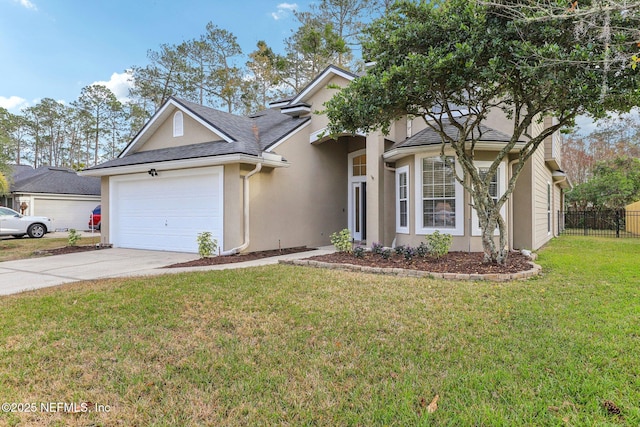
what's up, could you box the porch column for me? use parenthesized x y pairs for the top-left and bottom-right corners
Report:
(365, 131), (386, 245)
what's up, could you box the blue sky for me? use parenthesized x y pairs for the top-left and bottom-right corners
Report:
(0, 0), (313, 113)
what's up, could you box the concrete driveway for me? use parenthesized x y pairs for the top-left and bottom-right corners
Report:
(0, 246), (333, 296)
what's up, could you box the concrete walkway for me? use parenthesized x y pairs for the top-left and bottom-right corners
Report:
(0, 246), (334, 296)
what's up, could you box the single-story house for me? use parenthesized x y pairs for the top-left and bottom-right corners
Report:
(1, 165), (101, 231)
(81, 65), (570, 254)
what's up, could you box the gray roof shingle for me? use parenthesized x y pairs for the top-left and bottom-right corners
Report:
(85, 98), (309, 171)
(12, 166), (100, 195)
(391, 117), (516, 150)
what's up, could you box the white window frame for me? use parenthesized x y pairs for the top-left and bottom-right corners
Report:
(347, 149), (367, 241)
(173, 111), (184, 137)
(471, 160), (507, 236)
(395, 165), (409, 234)
(414, 155), (464, 236)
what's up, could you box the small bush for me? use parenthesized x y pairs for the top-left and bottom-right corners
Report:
(68, 229), (81, 247)
(330, 229), (353, 252)
(381, 248), (392, 260)
(371, 242), (384, 255)
(417, 242), (429, 258)
(394, 245), (405, 255)
(197, 232), (218, 258)
(353, 246), (366, 258)
(426, 230), (452, 259)
(403, 246), (417, 261)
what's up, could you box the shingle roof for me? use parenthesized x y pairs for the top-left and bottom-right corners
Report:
(85, 140), (263, 170)
(85, 98), (310, 171)
(390, 117), (516, 150)
(11, 166), (100, 195)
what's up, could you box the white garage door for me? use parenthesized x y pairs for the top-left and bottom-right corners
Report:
(110, 167), (224, 253)
(34, 198), (100, 231)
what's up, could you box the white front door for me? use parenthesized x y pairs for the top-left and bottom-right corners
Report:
(348, 150), (367, 242)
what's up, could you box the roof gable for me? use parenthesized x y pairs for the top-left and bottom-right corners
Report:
(287, 65), (357, 106)
(119, 98), (236, 157)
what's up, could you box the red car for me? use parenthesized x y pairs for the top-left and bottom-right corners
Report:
(88, 205), (101, 230)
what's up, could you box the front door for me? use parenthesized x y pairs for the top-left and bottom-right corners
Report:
(352, 182), (366, 241)
(349, 151), (367, 242)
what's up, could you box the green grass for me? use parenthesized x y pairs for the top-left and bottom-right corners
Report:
(1, 235), (639, 426)
(0, 236), (101, 262)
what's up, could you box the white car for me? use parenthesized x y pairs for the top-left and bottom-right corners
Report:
(0, 207), (53, 238)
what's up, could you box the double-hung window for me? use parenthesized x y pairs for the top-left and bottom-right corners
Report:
(415, 156), (464, 235)
(396, 166), (409, 233)
(471, 161), (507, 236)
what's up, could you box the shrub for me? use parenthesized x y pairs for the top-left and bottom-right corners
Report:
(371, 242), (384, 255)
(330, 229), (353, 252)
(381, 248), (393, 260)
(403, 246), (417, 261)
(426, 230), (452, 259)
(417, 242), (429, 258)
(197, 232), (218, 258)
(394, 245), (405, 255)
(353, 246), (366, 258)
(67, 229), (81, 247)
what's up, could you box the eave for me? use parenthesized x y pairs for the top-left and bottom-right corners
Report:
(383, 141), (526, 162)
(79, 153), (289, 177)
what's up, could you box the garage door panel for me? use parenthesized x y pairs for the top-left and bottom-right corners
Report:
(34, 199), (100, 231)
(111, 167), (223, 253)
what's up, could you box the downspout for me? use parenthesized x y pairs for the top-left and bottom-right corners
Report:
(222, 163), (262, 255)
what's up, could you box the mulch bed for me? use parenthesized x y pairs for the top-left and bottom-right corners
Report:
(34, 245), (533, 275)
(165, 247), (312, 268)
(34, 245), (104, 256)
(306, 251), (533, 275)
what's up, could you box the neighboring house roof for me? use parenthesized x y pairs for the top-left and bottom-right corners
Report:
(11, 166), (100, 195)
(10, 164), (35, 180)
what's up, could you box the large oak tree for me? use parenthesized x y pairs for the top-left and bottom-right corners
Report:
(325, 0), (640, 264)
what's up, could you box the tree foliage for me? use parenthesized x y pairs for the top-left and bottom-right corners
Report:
(566, 157), (640, 209)
(324, 0), (640, 263)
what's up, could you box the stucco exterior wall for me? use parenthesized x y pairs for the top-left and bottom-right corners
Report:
(100, 176), (110, 245)
(245, 132), (348, 252)
(308, 75), (353, 135)
(223, 164), (243, 251)
(139, 107), (225, 152)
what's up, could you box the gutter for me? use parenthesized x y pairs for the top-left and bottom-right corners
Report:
(222, 163), (263, 255)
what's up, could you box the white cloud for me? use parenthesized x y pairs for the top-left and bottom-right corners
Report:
(271, 3), (297, 20)
(91, 71), (134, 103)
(13, 0), (38, 11)
(0, 96), (28, 112)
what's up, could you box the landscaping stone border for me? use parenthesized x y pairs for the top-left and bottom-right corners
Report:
(279, 259), (542, 282)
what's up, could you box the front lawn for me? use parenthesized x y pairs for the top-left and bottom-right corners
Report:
(0, 235), (101, 262)
(0, 236), (639, 426)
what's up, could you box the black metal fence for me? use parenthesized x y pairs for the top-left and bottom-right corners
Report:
(559, 210), (640, 237)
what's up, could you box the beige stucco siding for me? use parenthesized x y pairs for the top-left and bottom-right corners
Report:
(223, 164), (243, 251)
(308, 75), (353, 136)
(139, 107), (226, 152)
(100, 176), (110, 245)
(245, 134), (348, 252)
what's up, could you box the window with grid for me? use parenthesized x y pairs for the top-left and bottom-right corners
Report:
(479, 167), (499, 203)
(422, 157), (456, 228)
(396, 166), (409, 233)
(352, 154), (366, 176)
